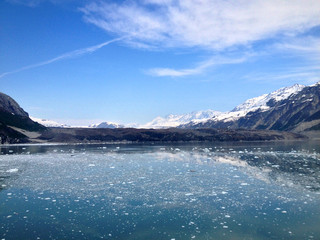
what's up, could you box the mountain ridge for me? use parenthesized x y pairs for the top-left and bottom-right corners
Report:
(183, 81), (320, 132)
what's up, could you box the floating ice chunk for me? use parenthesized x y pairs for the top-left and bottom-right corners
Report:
(203, 148), (210, 153)
(185, 193), (194, 196)
(6, 168), (18, 173)
(88, 164), (95, 167)
(225, 215), (231, 218)
(221, 191), (228, 195)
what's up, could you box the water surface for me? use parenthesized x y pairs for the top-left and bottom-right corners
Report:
(1, 141), (320, 239)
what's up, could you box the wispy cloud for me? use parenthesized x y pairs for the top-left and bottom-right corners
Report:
(243, 36), (320, 84)
(148, 55), (249, 77)
(0, 37), (124, 79)
(274, 36), (320, 61)
(81, 0), (320, 50)
(244, 67), (320, 85)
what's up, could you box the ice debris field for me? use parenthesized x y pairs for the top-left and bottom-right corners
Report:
(0, 142), (320, 240)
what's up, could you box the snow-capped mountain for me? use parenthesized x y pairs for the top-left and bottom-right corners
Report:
(89, 122), (124, 129)
(231, 84), (305, 113)
(137, 83), (307, 129)
(140, 110), (222, 129)
(31, 117), (70, 128)
(184, 81), (320, 131)
(195, 83), (306, 124)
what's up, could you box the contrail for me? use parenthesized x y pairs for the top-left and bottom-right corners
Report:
(0, 37), (125, 79)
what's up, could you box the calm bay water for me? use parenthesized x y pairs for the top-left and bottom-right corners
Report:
(1, 141), (320, 240)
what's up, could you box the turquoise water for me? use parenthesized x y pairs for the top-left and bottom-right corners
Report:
(1, 142), (320, 239)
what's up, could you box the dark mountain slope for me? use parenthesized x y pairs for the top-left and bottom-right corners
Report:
(0, 92), (29, 117)
(0, 92), (45, 132)
(0, 92), (46, 143)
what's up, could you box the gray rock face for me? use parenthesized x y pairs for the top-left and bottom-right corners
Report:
(0, 92), (29, 117)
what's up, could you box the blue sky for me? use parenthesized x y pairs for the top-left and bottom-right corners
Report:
(1, 0), (320, 126)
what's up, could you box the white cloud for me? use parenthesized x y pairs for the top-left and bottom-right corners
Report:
(0, 37), (124, 79)
(148, 55), (249, 77)
(81, 0), (320, 50)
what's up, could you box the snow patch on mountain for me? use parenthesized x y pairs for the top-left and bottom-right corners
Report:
(31, 117), (70, 128)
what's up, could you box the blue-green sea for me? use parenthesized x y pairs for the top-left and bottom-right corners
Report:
(1, 141), (320, 239)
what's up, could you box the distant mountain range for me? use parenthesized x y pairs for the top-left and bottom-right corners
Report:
(139, 110), (222, 129)
(85, 81), (319, 132)
(1, 81), (319, 143)
(31, 81), (320, 133)
(140, 83), (307, 129)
